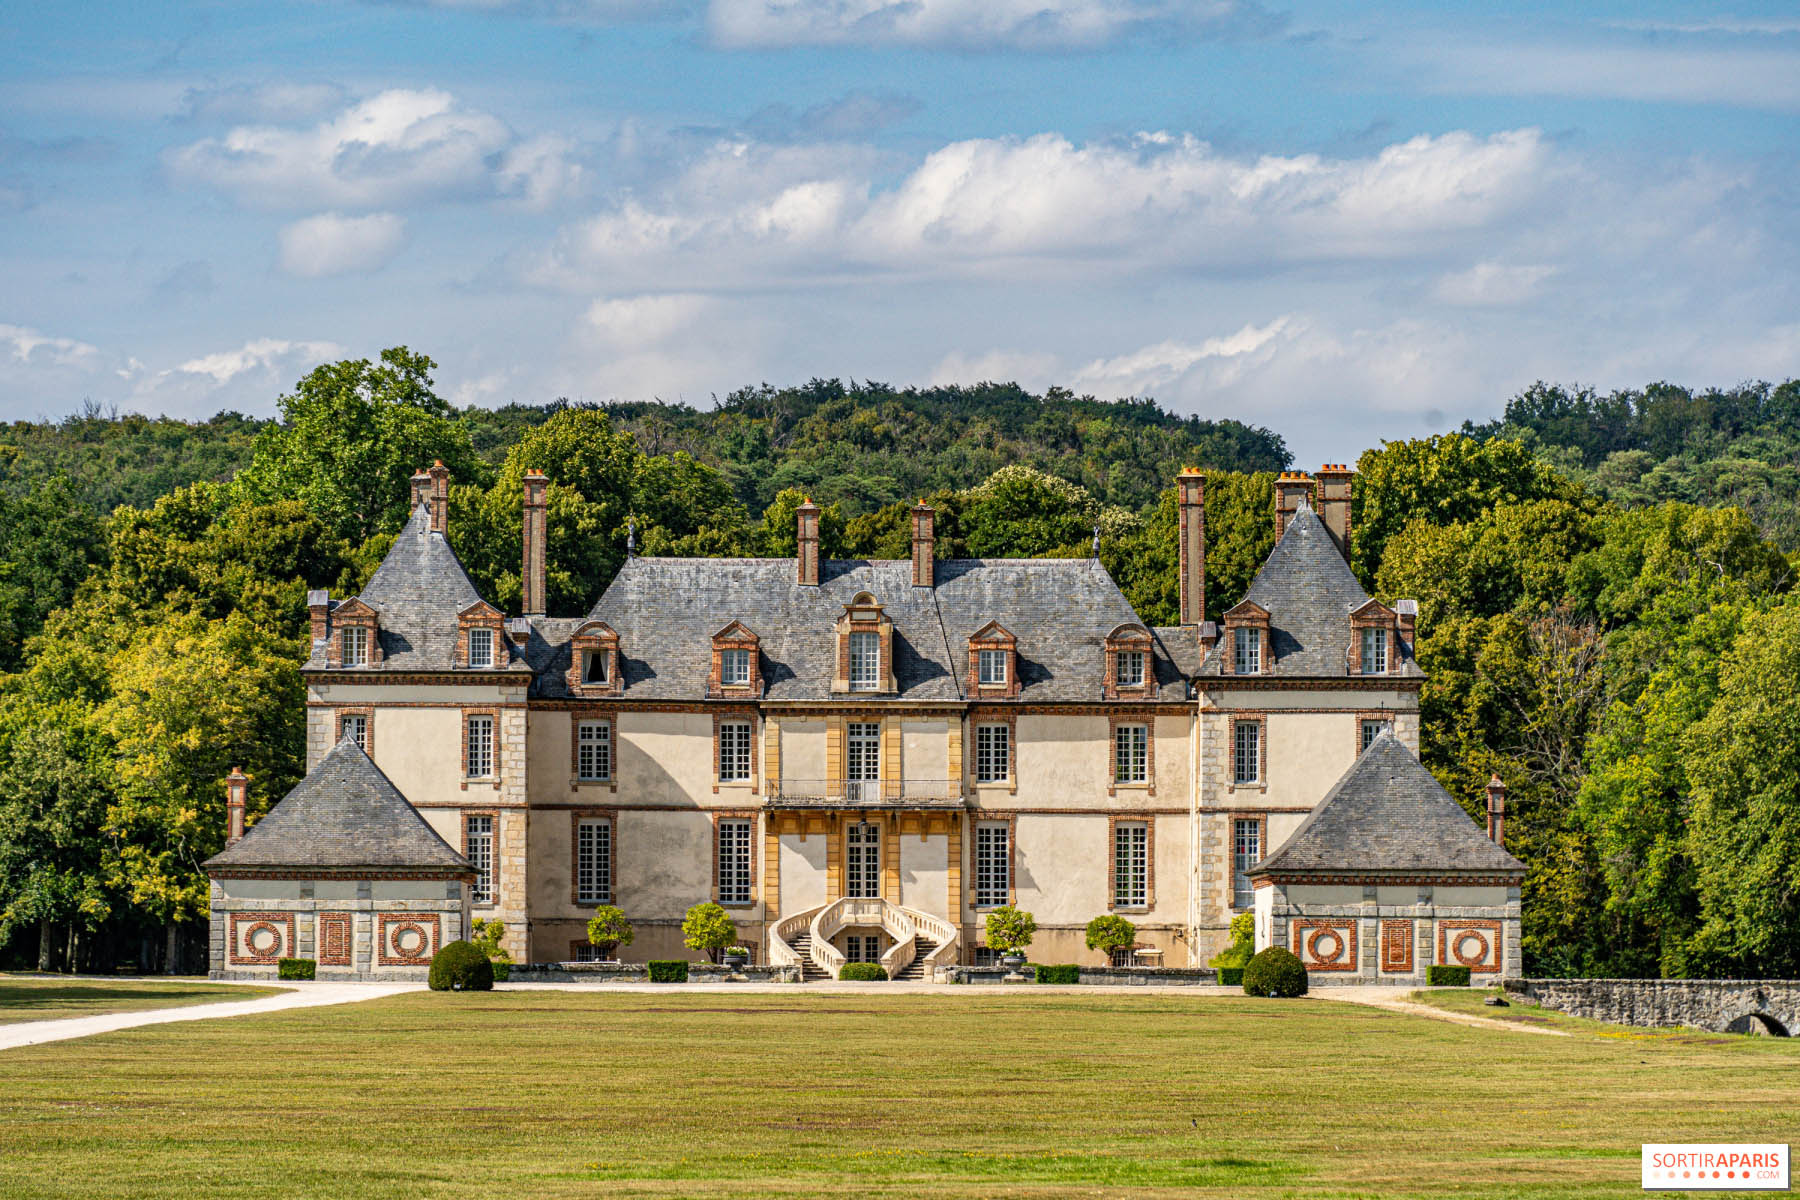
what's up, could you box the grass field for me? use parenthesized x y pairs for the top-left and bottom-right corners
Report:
(0, 988), (1793, 1199)
(0, 975), (286, 1024)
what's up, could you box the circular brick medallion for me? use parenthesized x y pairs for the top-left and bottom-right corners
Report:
(245, 922), (281, 958)
(391, 921), (429, 960)
(1307, 928), (1346, 964)
(1452, 930), (1489, 967)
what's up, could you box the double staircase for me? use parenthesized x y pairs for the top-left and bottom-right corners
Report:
(770, 898), (957, 983)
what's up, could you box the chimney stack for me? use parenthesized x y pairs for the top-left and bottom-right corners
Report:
(1274, 472), (1313, 540)
(521, 470), (549, 617)
(409, 468), (431, 514)
(1315, 464), (1354, 563)
(796, 499), (820, 587)
(1395, 598), (1418, 655)
(225, 767), (249, 846)
(911, 501), (935, 588)
(307, 589), (330, 647)
(1176, 468), (1206, 625)
(1486, 775), (1507, 846)
(427, 460), (450, 535)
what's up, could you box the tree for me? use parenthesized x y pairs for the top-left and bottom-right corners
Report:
(681, 901), (737, 963)
(586, 905), (634, 958)
(1084, 914), (1136, 961)
(1208, 913), (1254, 969)
(984, 904), (1036, 956)
(470, 917), (512, 965)
(0, 475), (109, 671)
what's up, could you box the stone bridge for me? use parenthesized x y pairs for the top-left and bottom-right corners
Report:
(1504, 978), (1797, 1036)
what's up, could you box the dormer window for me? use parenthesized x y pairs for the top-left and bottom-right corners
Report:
(833, 594), (894, 695)
(1233, 626), (1261, 675)
(1103, 624), (1155, 700)
(1220, 601), (1272, 678)
(721, 648), (750, 686)
(583, 651), (609, 684)
(468, 627), (494, 669)
(327, 598), (381, 669)
(709, 621), (762, 697)
(1349, 599), (1398, 677)
(1116, 650), (1145, 688)
(966, 621), (1020, 698)
(979, 649), (1007, 686)
(1360, 627), (1388, 675)
(849, 632), (880, 691)
(343, 626), (370, 667)
(567, 621), (623, 696)
(457, 600), (505, 671)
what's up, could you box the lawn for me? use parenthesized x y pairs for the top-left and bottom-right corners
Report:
(0, 975), (286, 1024)
(1409, 985), (1746, 1041)
(0, 989), (1793, 1199)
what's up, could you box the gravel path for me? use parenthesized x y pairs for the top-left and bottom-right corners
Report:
(1313, 984), (1569, 1036)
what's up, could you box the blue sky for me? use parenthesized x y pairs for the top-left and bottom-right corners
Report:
(3, 1), (1798, 465)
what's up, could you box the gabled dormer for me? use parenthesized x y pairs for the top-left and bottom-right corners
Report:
(567, 620), (622, 696)
(327, 598), (381, 668)
(1221, 600), (1270, 676)
(832, 592), (895, 694)
(1348, 598), (1397, 676)
(1103, 623), (1155, 700)
(710, 621), (761, 697)
(967, 620), (1019, 698)
(457, 600), (506, 670)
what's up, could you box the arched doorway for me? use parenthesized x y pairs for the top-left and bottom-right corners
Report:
(1724, 1012), (1790, 1037)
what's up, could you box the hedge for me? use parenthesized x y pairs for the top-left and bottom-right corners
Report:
(838, 963), (887, 981)
(647, 960), (689, 983)
(1427, 965), (1472, 986)
(277, 958), (315, 981)
(490, 960), (510, 983)
(1034, 964), (1080, 984)
(1242, 946), (1308, 997)
(1215, 966), (1244, 987)
(428, 941), (494, 991)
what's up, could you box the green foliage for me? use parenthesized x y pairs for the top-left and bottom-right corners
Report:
(1215, 966), (1244, 987)
(428, 940), (494, 991)
(0, 475), (109, 672)
(277, 958), (315, 980)
(681, 902), (738, 962)
(984, 905), (1036, 954)
(647, 960), (689, 983)
(1084, 914), (1137, 955)
(838, 962), (887, 981)
(1209, 914), (1256, 969)
(585, 905), (634, 955)
(1034, 964), (1080, 984)
(1426, 965), (1472, 986)
(1242, 946), (1308, 997)
(470, 917), (512, 965)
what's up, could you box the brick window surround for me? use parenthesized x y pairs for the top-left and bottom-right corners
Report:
(1228, 715), (1267, 791)
(1229, 812), (1267, 911)
(1356, 711), (1394, 756)
(1437, 919), (1503, 974)
(335, 706), (374, 755)
(709, 621), (762, 698)
(460, 708), (500, 789)
(1108, 714), (1155, 796)
(966, 621), (1020, 699)
(1108, 815), (1156, 910)
(1291, 918), (1358, 971)
(462, 810), (498, 906)
(1102, 623), (1156, 700)
(713, 813), (758, 907)
(566, 621), (622, 697)
(1380, 919), (1414, 973)
(1220, 601), (1271, 676)
(972, 716), (1016, 789)
(326, 598), (381, 669)
(377, 913), (441, 966)
(972, 817), (1017, 908)
(227, 911), (294, 965)
(570, 714), (615, 790)
(832, 593), (894, 694)
(569, 810), (617, 906)
(317, 912), (354, 966)
(711, 710), (760, 793)
(1349, 599), (1398, 676)
(456, 600), (506, 670)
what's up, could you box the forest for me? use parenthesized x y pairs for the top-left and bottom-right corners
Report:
(2, 347), (1797, 980)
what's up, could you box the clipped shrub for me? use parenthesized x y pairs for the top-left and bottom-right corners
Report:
(1427, 965), (1473, 987)
(647, 959), (689, 983)
(1216, 966), (1244, 987)
(277, 958), (315, 981)
(1085, 915), (1136, 958)
(586, 905), (635, 958)
(1034, 964), (1080, 984)
(1209, 913), (1255, 969)
(839, 963), (887, 981)
(1242, 946), (1308, 998)
(429, 940), (495, 992)
(682, 902), (738, 963)
(984, 905), (1037, 955)
(490, 960), (511, 982)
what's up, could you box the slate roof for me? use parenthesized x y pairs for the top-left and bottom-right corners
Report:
(1250, 731), (1524, 877)
(203, 738), (472, 875)
(1200, 502), (1420, 678)
(517, 556), (1189, 702)
(304, 504), (529, 675)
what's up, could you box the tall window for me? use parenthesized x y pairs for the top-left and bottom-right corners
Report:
(577, 720), (612, 781)
(1232, 720), (1261, 785)
(1113, 822), (1148, 907)
(975, 823), (1010, 907)
(576, 818), (611, 903)
(849, 632), (880, 691)
(975, 724), (1010, 784)
(1360, 717), (1391, 753)
(718, 819), (752, 904)
(465, 715), (495, 778)
(466, 814), (494, 903)
(468, 627), (494, 668)
(338, 712), (367, 751)
(719, 720), (753, 782)
(342, 626), (369, 667)
(1114, 724), (1148, 783)
(978, 648), (1007, 686)
(1232, 818), (1261, 910)
(1233, 627), (1261, 674)
(1116, 650), (1145, 688)
(846, 722), (879, 801)
(1361, 627), (1388, 674)
(721, 648), (751, 686)
(846, 821), (880, 898)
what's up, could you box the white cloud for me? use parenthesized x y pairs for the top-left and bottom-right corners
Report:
(171, 338), (346, 385)
(1432, 261), (1556, 307)
(1408, 39), (1800, 110)
(277, 212), (408, 277)
(706, 0), (1275, 49)
(496, 134), (587, 210)
(175, 82), (349, 124)
(582, 293), (715, 348)
(928, 347), (1061, 390)
(0, 322), (101, 368)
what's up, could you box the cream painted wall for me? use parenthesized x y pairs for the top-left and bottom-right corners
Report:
(899, 834), (949, 919)
(530, 808), (571, 915)
(419, 807), (461, 853)
(1014, 813), (1108, 923)
(1265, 712), (1354, 805)
(1154, 713), (1191, 799)
(779, 832), (828, 916)
(618, 809), (714, 920)
(368, 707), (467, 805)
(1266, 812), (1308, 851)
(371, 881), (447, 900)
(1015, 715), (1111, 802)
(527, 710), (571, 798)
(781, 720), (825, 781)
(903, 721), (948, 781)
(618, 712), (716, 803)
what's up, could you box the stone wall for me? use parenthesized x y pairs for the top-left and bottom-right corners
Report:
(943, 965), (1217, 986)
(1505, 978), (1799, 1035)
(210, 876), (469, 981)
(508, 962), (801, 984)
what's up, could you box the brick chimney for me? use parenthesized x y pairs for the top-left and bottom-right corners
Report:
(427, 460), (450, 535)
(225, 767), (249, 846)
(1485, 775), (1507, 846)
(1274, 472), (1313, 540)
(1395, 599), (1418, 656)
(911, 501), (935, 588)
(796, 499), (820, 587)
(1176, 468), (1205, 625)
(1315, 463), (1353, 563)
(307, 589), (330, 647)
(521, 470), (549, 617)
(409, 467), (431, 514)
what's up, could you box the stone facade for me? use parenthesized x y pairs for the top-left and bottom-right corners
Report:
(210, 877), (469, 981)
(1506, 978), (1799, 1035)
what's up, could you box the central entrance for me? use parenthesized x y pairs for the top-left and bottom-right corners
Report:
(846, 721), (880, 803)
(846, 821), (881, 898)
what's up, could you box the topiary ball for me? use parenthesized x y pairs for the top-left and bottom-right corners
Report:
(1242, 945), (1308, 998)
(429, 939), (495, 992)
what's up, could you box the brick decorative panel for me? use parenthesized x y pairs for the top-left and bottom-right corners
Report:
(377, 913), (441, 966)
(228, 911), (295, 965)
(1437, 919), (1502, 974)
(1291, 917), (1358, 972)
(317, 912), (354, 967)
(1379, 919), (1413, 973)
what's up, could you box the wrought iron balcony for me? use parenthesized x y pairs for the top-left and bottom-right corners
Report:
(765, 778), (966, 808)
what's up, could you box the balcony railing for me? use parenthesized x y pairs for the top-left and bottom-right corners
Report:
(766, 778), (965, 807)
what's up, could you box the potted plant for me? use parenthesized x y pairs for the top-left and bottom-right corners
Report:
(586, 905), (634, 961)
(985, 904), (1036, 970)
(1084, 914), (1137, 966)
(723, 944), (751, 969)
(682, 901), (738, 964)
